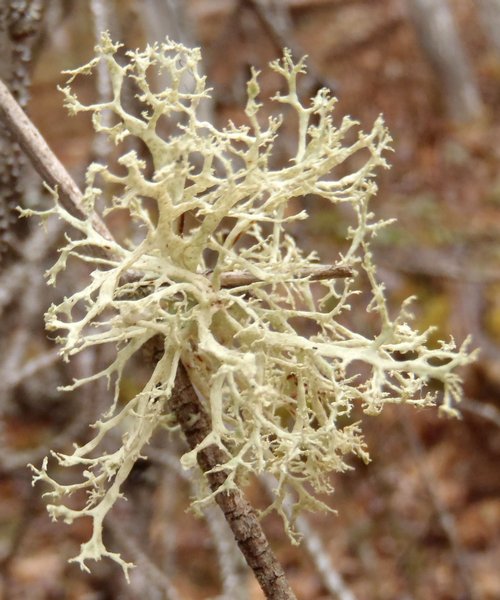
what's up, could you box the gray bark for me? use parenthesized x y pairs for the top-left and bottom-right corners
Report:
(0, 0), (44, 262)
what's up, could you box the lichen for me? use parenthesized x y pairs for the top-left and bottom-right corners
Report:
(27, 33), (475, 577)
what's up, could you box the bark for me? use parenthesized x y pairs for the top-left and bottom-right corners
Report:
(407, 0), (483, 122)
(171, 364), (297, 600)
(0, 0), (44, 261)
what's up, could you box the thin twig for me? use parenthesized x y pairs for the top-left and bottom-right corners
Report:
(215, 263), (352, 287)
(0, 76), (297, 600)
(0, 78), (113, 242)
(295, 513), (357, 600)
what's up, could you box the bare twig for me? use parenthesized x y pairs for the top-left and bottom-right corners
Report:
(296, 513), (357, 600)
(215, 263), (352, 287)
(0, 76), (297, 600)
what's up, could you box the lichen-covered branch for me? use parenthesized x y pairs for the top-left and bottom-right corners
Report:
(11, 33), (475, 584)
(0, 42), (298, 596)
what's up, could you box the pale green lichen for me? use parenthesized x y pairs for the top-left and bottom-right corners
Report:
(27, 33), (475, 577)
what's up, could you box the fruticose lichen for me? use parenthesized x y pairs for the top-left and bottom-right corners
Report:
(27, 33), (475, 577)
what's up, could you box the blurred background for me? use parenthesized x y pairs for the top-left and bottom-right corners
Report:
(1, 1), (500, 598)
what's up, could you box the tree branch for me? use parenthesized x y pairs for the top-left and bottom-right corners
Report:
(0, 75), (297, 600)
(215, 263), (352, 287)
(171, 363), (296, 599)
(0, 78), (113, 242)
